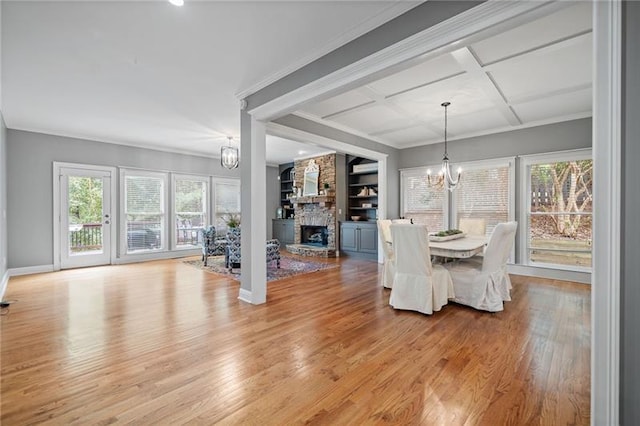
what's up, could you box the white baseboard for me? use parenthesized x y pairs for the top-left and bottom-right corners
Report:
(507, 264), (591, 284)
(114, 249), (200, 265)
(8, 264), (55, 277)
(1, 270), (9, 301)
(238, 288), (252, 304)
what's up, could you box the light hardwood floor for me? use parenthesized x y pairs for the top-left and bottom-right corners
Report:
(1, 255), (590, 425)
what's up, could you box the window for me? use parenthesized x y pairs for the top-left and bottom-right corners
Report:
(213, 178), (241, 233)
(122, 170), (168, 253)
(400, 167), (447, 231)
(401, 158), (514, 235)
(173, 175), (208, 249)
(452, 159), (514, 236)
(521, 150), (592, 271)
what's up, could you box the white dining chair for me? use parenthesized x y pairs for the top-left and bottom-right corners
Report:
(377, 220), (394, 288)
(458, 218), (487, 236)
(443, 221), (518, 312)
(389, 224), (454, 315)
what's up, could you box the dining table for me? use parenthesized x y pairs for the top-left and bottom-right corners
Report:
(428, 235), (488, 259)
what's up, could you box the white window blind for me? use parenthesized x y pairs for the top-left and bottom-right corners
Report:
(174, 176), (208, 249)
(453, 165), (511, 236)
(213, 178), (241, 231)
(123, 172), (167, 253)
(401, 169), (445, 231)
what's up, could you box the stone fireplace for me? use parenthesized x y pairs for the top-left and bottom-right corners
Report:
(285, 153), (337, 257)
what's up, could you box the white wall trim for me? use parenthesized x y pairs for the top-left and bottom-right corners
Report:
(113, 249), (199, 265)
(8, 265), (55, 277)
(248, 1), (553, 122)
(592, 0), (621, 424)
(238, 288), (252, 304)
(507, 264), (591, 285)
(0, 270), (9, 301)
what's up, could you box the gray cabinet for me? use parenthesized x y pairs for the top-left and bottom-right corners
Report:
(340, 221), (377, 259)
(272, 219), (294, 244)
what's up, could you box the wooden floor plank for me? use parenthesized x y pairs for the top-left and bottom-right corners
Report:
(1, 255), (590, 425)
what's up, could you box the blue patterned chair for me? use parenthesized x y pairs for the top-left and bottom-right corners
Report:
(201, 226), (227, 266)
(225, 227), (281, 272)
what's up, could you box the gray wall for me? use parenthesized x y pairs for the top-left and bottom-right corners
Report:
(398, 118), (592, 169)
(621, 1), (640, 423)
(6, 129), (280, 269)
(274, 114), (400, 219)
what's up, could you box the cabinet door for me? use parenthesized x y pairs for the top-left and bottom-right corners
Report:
(340, 225), (358, 252)
(283, 222), (295, 244)
(358, 226), (378, 254)
(272, 221), (284, 242)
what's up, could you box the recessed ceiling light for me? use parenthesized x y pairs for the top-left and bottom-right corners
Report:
(169, 0), (184, 6)
(298, 150), (307, 155)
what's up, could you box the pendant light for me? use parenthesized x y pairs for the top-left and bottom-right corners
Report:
(427, 101), (461, 191)
(221, 136), (239, 170)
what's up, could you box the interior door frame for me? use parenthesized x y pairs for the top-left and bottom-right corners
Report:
(53, 162), (118, 271)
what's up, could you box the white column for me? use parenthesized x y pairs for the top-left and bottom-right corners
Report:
(239, 111), (267, 304)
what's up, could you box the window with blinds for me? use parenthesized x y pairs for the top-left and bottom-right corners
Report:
(213, 178), (241, 232)
(453, 165), (511, 236)
(401, 169), (446, 231)
(174, 176), (208, 249)
(123, 172), (167, 253)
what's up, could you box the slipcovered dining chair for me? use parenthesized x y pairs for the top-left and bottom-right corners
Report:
(443, 221), (518, 312)
(458, 218), (487, 236)
(389, 224), (454, 315)
(376, 219), (394, 288)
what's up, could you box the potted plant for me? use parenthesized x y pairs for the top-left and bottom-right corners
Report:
(223, 213), (241, 228)
(323, 182), (334, 196)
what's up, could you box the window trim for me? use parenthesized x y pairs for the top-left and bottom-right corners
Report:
(518, 148), (593, 272)
(120, 169), (169, 256)
(171, 173), (209, 251)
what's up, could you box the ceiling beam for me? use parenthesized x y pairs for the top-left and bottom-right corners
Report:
(451, 47), (522, 126)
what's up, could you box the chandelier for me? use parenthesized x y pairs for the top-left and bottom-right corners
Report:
(427, 101), (461, 191)
(221, 136), (239, 170)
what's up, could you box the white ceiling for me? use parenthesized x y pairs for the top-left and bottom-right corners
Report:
(296, 1), (593, 148)
(1, 1), (593, 164)
(1, 0), (416, 165)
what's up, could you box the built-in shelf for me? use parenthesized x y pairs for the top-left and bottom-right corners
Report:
(278, 163), (295, 219)
(346, 155), (379, 226)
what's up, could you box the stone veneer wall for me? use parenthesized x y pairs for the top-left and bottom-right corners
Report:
(293, 154), (336, 249)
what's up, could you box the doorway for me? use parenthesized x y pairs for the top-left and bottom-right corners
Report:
(54, 163), (116, 269)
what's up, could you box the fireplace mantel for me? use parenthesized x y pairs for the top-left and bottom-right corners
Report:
(291, 195), (334, 207)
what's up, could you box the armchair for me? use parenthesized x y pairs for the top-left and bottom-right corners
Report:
(201, 226), (227, 266)
(225, 227), (281, 272)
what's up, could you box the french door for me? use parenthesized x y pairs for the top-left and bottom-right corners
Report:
(58, 165), (114, 269)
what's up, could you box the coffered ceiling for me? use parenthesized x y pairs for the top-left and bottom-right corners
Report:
(296, 1), (593, 149)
